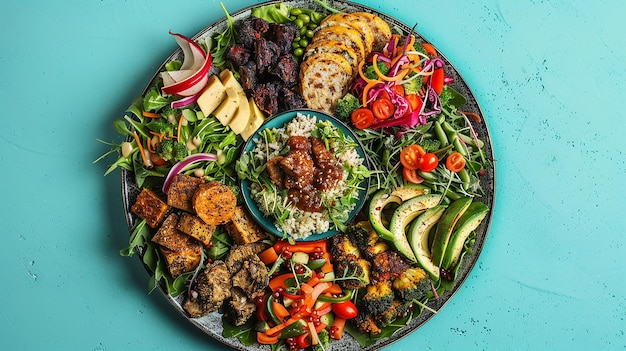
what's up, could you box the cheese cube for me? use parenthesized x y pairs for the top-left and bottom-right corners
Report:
(240, 98), (266, 141)
(228, 96), (251, 134)
(196, 75), (226, 116)
(212, 87), (239, 126)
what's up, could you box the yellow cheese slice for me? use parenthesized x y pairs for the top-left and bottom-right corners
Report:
(196, 75), (226, 117)
(212, 86), (239, 126)
(240, 98), (266, 141)
(219, 69), (244, 95)
(228, 95), (251, 134)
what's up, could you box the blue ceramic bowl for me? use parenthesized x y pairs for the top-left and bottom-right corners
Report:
(240, 109), (370, 241)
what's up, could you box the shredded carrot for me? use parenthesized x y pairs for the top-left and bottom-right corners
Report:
(324, 283), (343, 295)
(272, 301), (291, 322)
(257, 332), (278, 345)
(320, 252), (334, 273)
(177, 114), (184, 141)
(132, 131), (149, 166)
(357, 60), (377, 84)
(264, 317), (300, 336)
(150, 131), (166, 142)
(373, 54), (409, 82)
(146, 137), (156, 154)
(142, 111), (162, 118)
(361, 80), (379, 106)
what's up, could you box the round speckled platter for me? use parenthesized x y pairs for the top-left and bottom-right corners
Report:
(121, 1), (495, 350)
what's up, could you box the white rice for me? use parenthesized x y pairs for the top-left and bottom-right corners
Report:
(249, 113), (365, 239)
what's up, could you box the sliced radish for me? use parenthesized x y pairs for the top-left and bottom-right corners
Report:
(161, 31), (213, 97)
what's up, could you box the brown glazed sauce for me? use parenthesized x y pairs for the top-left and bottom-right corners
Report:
(266, 136), (343, 212)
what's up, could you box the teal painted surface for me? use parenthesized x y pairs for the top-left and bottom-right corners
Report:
(1, 0), (624, 350)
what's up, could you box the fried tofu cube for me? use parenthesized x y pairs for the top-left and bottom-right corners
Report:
(152, 213), (202, 277)
(177, 212), (216, 247)
(159, 246), (202, 278)
(167, 173), (203, 213)
(225, 206), (266, 245)
(131, 188), (170, 228)
(152, 213), (195, 251)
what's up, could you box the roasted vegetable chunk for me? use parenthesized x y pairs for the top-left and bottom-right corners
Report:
(176, 212), (215, 247)
(167, 173), (203, 213)
(151, 213), (202, 277)
(193, 182), (237, 225)
(392, 267), (431, 303)
(362, 280), (394, 315)
(183, 261), (232, 317)
(130, 188), (170, 228)
(225, 206), (266, 245)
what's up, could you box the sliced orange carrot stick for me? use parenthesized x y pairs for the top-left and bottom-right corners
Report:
(132, 131), (149, 166)
(142, 111), (162, 118)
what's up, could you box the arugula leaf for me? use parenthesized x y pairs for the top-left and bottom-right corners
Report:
(221, 317), (256, 346)
(211, 3), (236, 70)
(143, 85), (170, 112)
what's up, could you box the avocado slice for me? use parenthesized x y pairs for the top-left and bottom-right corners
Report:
(388, 194), (442, 263)
(407, 205), (447, 280)
(430, 197), (473, 267)
(441, 201), (489, 270)
(391, 183), (430, 201)
(368, 185), (430, 242)
(368, 190), (402, 242)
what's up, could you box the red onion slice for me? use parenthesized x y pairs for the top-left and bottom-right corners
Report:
(162, 153), (217, 193)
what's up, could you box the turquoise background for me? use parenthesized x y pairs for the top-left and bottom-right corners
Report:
(2, 0), (625, 350)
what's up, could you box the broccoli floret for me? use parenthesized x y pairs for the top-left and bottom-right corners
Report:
(352, 312), (382, 335)
(363, 61), (389, 80)
(362, 280), (394, 315)
(330, 232), (371, 289)
(146, 118), (175, 136)
(401, 75), (423, 95)
(334, 93), (361, 120)
(311, 329), (330, 351)
(374, 299), (409, 328)
(392, 267), (431, 302)
(420, 139), (441, 153)
(333, 259), (370, 290)
(156, 139), (189, 162)
(347, 223), (390, 260)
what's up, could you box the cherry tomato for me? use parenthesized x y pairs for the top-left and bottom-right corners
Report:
(150, 152), (168, 166)
(405, 94), (422, 112)
(399, 145), (426, 170)
(418, 152), (439, 172)
(332, 300), (358, 319)
(370, 98), (394, 120)
(402, 167), (424, 184)
(351, 108), (374, 129)
(445, 152), (466, 172)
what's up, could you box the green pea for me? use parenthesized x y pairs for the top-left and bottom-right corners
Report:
(297, 13), (310, 24)
(290, 8), (303, 16)
(292, 41), (300, 49)
(294, 48), (304, 57)
(308, 23), (317, 31)
(294, 19), (304, 28)
(298, 38), (309, 47)
(299, 26), (307, 35)
(290, 15), (297, 22)
(305, 30), (314, 38)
